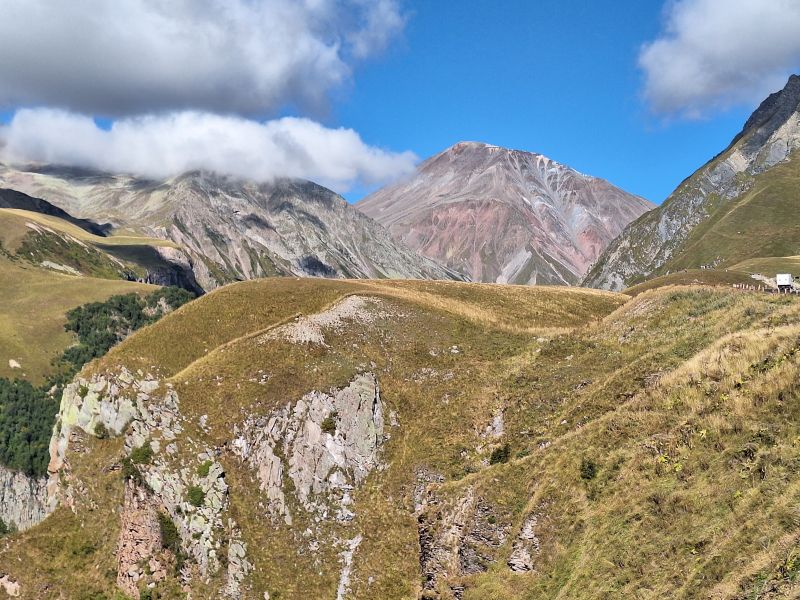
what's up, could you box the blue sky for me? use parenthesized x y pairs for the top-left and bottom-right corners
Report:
(334, 0), (754, 203)
(0, 0), (798, 203)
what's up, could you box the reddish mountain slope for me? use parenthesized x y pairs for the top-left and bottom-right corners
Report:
(358, 142), (652, 285)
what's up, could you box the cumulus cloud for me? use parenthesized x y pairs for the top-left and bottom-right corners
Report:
(0, 0), (405, 117)
(640, 0), (800, 116)
(0, 109), (418, 193)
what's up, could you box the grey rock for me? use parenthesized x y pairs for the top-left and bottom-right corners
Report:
(585, 75), (800, 290)
(232, 373), (384, 524)
(0, 465), (49, 532)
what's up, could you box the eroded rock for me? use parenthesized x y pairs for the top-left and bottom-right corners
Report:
(233, 373), (384, 524)
(260, 296), (388, 347)
(507, 514), (540, 572)
(0, 465), (48, 532)
(0, 574), (20, 597)
(117, 481), (162, 598)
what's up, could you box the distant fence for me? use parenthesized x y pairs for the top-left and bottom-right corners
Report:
(732, 283), (800, 295)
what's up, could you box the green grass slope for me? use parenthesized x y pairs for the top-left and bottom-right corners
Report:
(657, 156), (800, 274)
(0, 208), (180, 282)
(731, 256), (800, 277)
(3, 280), (800, 599)
(624, 269), (757, 296)
(0, 255), (157, 382)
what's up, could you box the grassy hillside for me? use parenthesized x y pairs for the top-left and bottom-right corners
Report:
(624, 269), (757, 296)
(731, 256), (800, 276)
(0, 208), (177, 248)
(0, 208), (183, 283)
(3, 279), (800, 599)
(655, 155), (800, 275)
(0, 255), (157, 382)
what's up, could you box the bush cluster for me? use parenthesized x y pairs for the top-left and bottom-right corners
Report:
(321, 411), (338, 435)
(489, 443), (511, 465)
(187, 485), (206, 507)
(580, 457), (598, 481)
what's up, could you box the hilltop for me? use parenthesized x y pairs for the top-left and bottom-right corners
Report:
(1, 278), (799, 598)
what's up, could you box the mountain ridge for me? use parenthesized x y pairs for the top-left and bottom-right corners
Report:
(585, 74), (800, 290)
(0, 164), (462, 290)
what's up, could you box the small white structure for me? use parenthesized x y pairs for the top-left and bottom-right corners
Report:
(776, 273), (794, 292)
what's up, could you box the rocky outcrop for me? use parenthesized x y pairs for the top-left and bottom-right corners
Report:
(358, 142), (652, 285)
(119, 245), (203, 295)
(48, 367), (250, 596)
(336, 535), (363, 600)
(0, 465), (48, 532)
(507, 514), (540, 572)
(232, 373), (384, 524)
(222, 525), (252, 599)
(585, 74), (800, 290)
(0, 574), (20, 597)
(416, 483), (507, 598)
(262, 295), (388, 347)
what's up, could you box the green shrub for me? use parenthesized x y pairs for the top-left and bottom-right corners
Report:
(158, 512), (181, 554)
(0, 518), (9, 536)
(489, 443), (511, 465)
(197, 460), (212, 478)
(187, 485), (205, 507)
(321, 411), (338, 435)
(130, 443), (154, 465)
(580, 457), (598, 481)
(94, 422), (109, 439)
(121, 457), (144, 487)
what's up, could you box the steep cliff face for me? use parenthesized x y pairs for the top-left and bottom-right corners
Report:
(0, 167), (459, 290)
(585, 74), (800, 290)
(0, 466), (48, 532)
(358, 142), (652, 285)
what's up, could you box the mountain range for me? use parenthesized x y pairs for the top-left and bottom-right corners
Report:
(0, 166), (459, 291)
(358, 142), (653, 285)
(2, 73), (800, 600)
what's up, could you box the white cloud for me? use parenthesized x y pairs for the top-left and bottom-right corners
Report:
(0, 109), (418, 193)
(640, 0), (800, 116)
(0, 0), (405, 117)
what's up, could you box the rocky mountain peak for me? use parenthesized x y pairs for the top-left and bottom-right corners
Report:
(585, 74), (800, 291)
(733, 73), (800, 153)
(0, 162), (460, 290)
(358, 142), (652, 285)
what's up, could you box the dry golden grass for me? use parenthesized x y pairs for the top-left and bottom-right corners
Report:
(5, 280), (800, 599)
(624, 269), (757, 295)
(0, 208), (178, 248)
